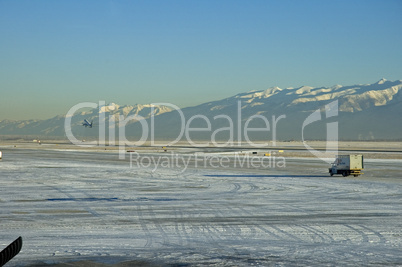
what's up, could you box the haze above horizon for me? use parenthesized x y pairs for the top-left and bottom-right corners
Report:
(1, 0), (401, 120)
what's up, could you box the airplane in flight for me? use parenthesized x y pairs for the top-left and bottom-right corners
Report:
(82, 119), (93, 128)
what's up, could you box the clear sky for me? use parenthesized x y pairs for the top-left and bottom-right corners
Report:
(1, 0), (401, 120)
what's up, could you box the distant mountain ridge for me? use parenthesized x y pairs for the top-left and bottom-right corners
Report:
(0, 103), (173, 137)
(231, 78), (402, 113)
(141, 78), (402, 141)
(1, 79), (401, 141)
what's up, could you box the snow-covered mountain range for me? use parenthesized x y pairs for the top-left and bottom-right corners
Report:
(203, 78), (400, 115)
(1, 79), (401, 141)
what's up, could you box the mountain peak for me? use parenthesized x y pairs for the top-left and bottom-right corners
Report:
(99, 102), (119, 113)
(377, 78), (387, 84)
(263, 86), (282, 96)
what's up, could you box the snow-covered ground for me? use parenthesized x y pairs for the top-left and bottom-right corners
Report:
(1, 147), (401, 266)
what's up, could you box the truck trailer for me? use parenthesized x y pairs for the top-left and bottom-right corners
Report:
(329, 154), (364, 177)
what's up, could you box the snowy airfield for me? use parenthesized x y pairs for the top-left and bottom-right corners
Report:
(1, 142), (402, 266)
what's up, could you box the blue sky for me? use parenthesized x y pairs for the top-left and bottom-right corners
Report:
(1, 0), (401, 120)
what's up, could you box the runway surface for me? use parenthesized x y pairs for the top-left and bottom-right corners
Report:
(1, 147), (401, 266)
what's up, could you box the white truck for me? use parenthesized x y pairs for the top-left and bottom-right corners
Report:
(329, 154), (364, 177)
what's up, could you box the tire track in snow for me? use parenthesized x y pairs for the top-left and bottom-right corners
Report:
(45, 184), (100, 217)
(212, 205), (255, 242)
(146, 204), (170, 247)
(344, 224), (369, 243)
(358, 224), (387, 244)
(135, 203), (153, 248)
(235, 206), (305, 243)
(229, 182), (241, 193)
